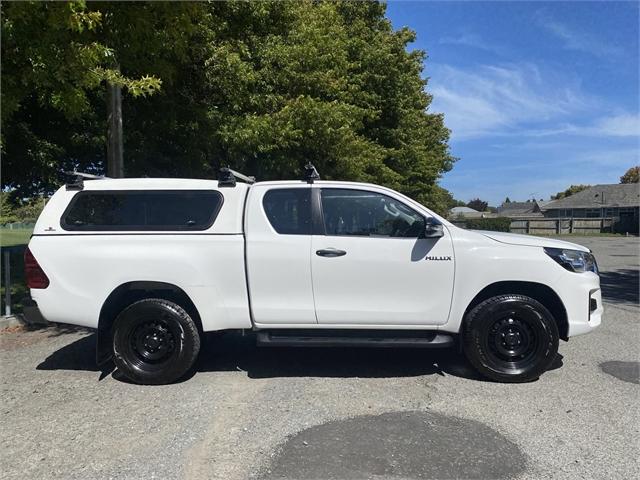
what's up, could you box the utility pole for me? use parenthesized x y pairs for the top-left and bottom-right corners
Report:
(106, 81), (124, 178)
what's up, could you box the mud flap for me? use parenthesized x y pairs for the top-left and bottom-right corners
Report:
(96, 325), (113, 366)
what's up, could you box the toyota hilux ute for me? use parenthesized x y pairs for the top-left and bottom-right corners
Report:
(25, 166), (602, 384)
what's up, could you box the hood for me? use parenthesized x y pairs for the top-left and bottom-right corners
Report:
(472, 230), (590, 252)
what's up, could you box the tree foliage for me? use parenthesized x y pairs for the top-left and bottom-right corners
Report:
(620, 166), (640, 184)
(1, 1), (163, 124)
(2, 1), (455, 214)
(0, 192), (45, 224)
(551, 184), (590, 200)
(467, 198), (488, 212)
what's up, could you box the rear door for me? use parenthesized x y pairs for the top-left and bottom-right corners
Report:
(245, 184), (316, 325)
(310, 186), (455, 326)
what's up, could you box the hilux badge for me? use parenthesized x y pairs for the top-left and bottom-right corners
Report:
(425, 256), (452, 261)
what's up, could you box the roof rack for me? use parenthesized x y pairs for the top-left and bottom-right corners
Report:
(218, 167), (256, 187)
(303, 162), (320, 183)
(65, 171), (110, 191)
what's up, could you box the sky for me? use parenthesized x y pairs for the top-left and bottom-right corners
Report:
(386, 0), (640, 206)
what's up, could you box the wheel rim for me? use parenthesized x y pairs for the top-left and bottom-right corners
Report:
(482, 306), (545, 374)
(118, 312), (183, 374)
(488, 315), (536, 362)
(131, 321), (176, 363)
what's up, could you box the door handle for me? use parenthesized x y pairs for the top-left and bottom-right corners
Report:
(316, 248), (347, 257)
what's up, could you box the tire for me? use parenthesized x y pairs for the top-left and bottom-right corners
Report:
(462, 294), (559, 383)
(112, 298), (201, 385)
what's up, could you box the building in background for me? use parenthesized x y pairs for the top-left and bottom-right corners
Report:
(541, 184), (639, 233)
(496, 200), (550, 218)
(449, 206), (485, 219)
(495, 184), (639, 234)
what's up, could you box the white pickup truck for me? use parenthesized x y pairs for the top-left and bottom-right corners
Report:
(25, 166), (602, 384)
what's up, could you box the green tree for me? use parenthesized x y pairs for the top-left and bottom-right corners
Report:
(2, 1), (455, 211)
(1, 1), (162, 126)
(552, 184), (590, 200)
(620, 166), (640, 184)
(0, 193), (18, 225)
(1, 1), (199, 193)
(467, 198), (488, 212)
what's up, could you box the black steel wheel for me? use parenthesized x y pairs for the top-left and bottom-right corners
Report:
(112, 298), (200, 385)
(463, 294), (559, 382)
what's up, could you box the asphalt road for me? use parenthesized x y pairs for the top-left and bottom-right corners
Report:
(1, 236), (638, 480)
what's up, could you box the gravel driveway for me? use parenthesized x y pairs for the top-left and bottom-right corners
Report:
(1, 236), (638, 479)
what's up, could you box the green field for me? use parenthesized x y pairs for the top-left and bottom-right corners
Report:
(0, 229), (32, 247)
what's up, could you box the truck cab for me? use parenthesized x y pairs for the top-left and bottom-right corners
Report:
(25, 168), (602, 384)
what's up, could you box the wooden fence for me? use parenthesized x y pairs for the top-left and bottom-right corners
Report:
(509, 217), (614, 235)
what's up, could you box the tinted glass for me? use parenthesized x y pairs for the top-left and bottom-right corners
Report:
(62, 190), (223, 231)
(321, 189), (425, 238)
(263, 188), (311, 235)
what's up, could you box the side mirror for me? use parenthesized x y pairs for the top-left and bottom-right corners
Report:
(424, 217), (444, 238)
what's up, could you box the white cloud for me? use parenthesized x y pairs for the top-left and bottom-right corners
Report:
(439, 33), (507, 56)
(426, 62), (638, 141)
(520, 113), (640, 138)
(427, 63), (594, 139)
(594, 114), (640, 137)
(537, 16), (623, 59)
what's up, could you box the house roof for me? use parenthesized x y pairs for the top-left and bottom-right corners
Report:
(497, 201), (539, 216)
(536, 200), (553, 211)
(450, 206), (479, 213)
(544, 184), (640, 209)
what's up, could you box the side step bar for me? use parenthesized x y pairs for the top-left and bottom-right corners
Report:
(256, 330), (454, 349)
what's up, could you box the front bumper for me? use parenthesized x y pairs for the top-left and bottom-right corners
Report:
(572, 287), (603, 336)
(556, 272), (603, 337)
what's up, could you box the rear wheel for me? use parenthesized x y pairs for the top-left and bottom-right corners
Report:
(463, 294), (559, 383)
(112, 298), (200, 385)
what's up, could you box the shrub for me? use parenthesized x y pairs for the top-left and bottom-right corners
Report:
(464, 217), (512, 232)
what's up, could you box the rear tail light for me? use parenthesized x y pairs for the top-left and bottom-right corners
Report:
(24, 247), (49, 289)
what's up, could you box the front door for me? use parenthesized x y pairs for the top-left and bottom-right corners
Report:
(311, 187), (455, 326)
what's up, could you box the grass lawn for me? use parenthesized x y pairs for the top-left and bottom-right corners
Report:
(1, 229), (32, 247)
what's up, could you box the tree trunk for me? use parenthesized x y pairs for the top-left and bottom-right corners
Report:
(107, 82), (124, 178)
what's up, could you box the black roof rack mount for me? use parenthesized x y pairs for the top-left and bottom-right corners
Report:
(218, 167), (256, 187)
(65, 171), (109, 191)
(304, 162), (320, 183)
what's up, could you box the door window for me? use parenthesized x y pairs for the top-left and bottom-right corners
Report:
(263, 188), (311, 235)
(320, 189), (425, 238)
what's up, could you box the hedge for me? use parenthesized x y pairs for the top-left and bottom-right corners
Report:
(463, 217), (512, 232)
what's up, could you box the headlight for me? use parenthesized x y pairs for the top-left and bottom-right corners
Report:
(544, 247), (598, 274)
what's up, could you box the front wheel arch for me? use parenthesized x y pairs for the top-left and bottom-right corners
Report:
(462, 281), (568, 341)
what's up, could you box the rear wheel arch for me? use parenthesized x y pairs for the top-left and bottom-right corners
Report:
(462, 281), (569, 341)
(97, 281), (202, 365)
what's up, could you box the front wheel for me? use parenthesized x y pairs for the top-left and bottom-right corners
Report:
(463, 294), (559, 383)
(112, 298), (201, 385)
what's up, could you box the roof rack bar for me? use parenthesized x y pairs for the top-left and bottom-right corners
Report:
(218, 167), (256, 187)
(64, 171), (110, 191)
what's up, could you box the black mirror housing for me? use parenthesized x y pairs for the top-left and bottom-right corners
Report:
(424, 217), (444, 238)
